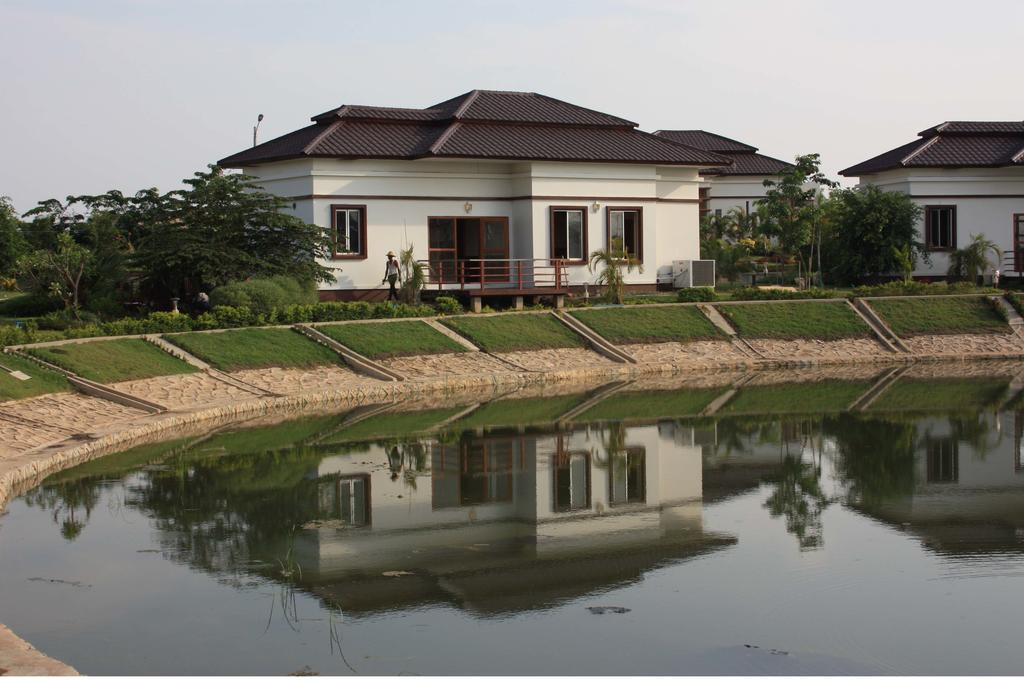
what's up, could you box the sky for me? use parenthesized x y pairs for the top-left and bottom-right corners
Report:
(1, 0), (1022, 212)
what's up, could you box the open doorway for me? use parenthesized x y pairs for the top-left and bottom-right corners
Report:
(428, 216), (509, 283)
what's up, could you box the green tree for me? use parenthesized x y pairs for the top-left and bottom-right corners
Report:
(824, 185), (924, 285)
(725, 206), (759, 242)
(589, 242), (643, 304)
(947, 233), (1001, 283)
(699, 212), (731, 243)
(132, 166), (333, 305)
(17, 232), (93, 317)
(755, 154), (837, 286)
(0, 196), (28, 278)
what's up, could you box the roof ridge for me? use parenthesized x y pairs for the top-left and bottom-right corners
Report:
(452, 90), (482, 119)
(303, 120), (344, 154)
(1013, 144), (1024, 164)
(900, 135), (939, 166)
(429, 121), (462, 154)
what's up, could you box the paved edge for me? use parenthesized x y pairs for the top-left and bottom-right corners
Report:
(0, 624), (78, 676)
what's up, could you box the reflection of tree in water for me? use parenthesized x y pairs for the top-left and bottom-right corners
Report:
(23, 479), (102, 541)
(123, 446), (327, 578)
(825, 413), (918, 505)
(762, 438), (831, 551)
(385, 441), (429, 489)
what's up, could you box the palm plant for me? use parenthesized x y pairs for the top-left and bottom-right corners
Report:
(947, 233), (1001, 283)
(725, 207), (759, 242)
(399, 244), (425, 303)
(588, 240), (643, 304)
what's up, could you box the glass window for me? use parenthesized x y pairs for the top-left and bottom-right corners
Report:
(552, 209), (585, 261)
(609, 447), (646, 506)
(926, 439), (958, 483)
(554, 451), (590, 512)
(925, 206), (956, 250)
(331, 206), (366, 257)
(608, 209), (641, 259)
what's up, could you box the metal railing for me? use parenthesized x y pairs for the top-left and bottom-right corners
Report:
(1003, 250), (1023, 273)
(419, 258), (570, 291)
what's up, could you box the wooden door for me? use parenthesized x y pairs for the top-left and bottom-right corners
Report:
(1015, 214), (1024, 273)
(481, 218), (509, 284)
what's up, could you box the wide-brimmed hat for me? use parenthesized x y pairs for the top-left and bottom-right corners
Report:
(386, 250), (396, 257)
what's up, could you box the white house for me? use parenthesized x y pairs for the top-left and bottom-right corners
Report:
(840, 121), (1024, 280)
(219, 90), (731, 302)
(653, 130), (795, 219)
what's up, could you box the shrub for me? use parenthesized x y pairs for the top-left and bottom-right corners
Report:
(434, 296), (463, 315)
(37, 309), (101, 330)
(852, 280), (999, 298)
(209, 276), (317, 316)
(730, 287), (841, 301)
(0, 292), (62, 318)
(676, 287), (716, 303)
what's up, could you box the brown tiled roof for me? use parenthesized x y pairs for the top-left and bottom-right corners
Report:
(653, 130), (794, 176)
(700, 152), (794, 176)
(432, 123), (730, 164)
(653, 130), (757, 153)
(841, 121), (1024, 176)
(219, 90), (730, 168)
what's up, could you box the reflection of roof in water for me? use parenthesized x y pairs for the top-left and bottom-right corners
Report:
(308, 530), (736, 618)
(702, 462), (780, 504)
(854, 492), (1024, 557)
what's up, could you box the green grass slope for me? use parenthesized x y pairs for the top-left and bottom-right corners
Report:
(570, 306), (724, 344)
(717, 301), (870, 340)
(165, 328), (343, 372)
(441, 314), (583, 352)
(317, 320), (466, 358)
(29, 338), (196, 383)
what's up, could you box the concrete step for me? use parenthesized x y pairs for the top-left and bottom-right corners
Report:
(296, 324), (405, 381)
(552, 311), (637, 364)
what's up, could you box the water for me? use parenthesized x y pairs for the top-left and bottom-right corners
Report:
(2, 368), (1024, 675)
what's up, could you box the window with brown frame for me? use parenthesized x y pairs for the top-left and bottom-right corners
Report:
(330, 204), (367, 259)
(606, 207), (643, 261)
(609, 446), (646, 506)
(699, 188), (710, 218)
(550, 207), (588, 263)
(553, 447), (591, 512)
(317, 474), (371, 526)
(924, 205), (956, 251)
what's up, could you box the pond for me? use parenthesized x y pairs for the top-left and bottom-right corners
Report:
(1, 367), (1024, 675)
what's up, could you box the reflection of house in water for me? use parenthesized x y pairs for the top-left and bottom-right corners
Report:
(294, 421), (735, 616)
(853, 412), (1024, 556)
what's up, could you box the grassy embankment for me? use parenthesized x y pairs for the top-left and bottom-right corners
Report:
(722, 380), (874, 414)
(441, 314), (583, 352)
(570, 306), (724, 344)
(717, 301), (870, 339)
(0, 352), (70, 401)
(867, 377), (1010, 413)
(867, 296), (1009, 336)
(316, 320), (466, 358)
(28, 338), (196, 384)
(165, 328), (343, 372)
(574, 388), (725, 422)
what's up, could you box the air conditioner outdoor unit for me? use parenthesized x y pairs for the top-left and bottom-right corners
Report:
(672, 259), (716, 288)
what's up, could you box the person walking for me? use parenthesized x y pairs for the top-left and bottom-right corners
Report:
(383, 250), (401, 302)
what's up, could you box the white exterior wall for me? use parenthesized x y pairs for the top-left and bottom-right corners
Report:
(702, 175), (773, 216)
(855, 167), (1024, 278)
(240, 158), (704, 293)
